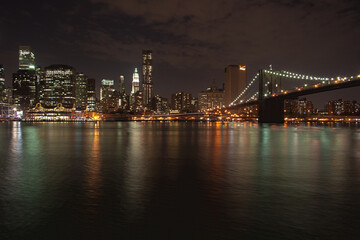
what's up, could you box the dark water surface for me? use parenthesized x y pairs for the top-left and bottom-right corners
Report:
(1, 122), (360, 239)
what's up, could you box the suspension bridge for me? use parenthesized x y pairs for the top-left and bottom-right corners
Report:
(226, 69), (360, 123)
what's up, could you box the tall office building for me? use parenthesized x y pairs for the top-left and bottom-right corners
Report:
(171, 91), (192, 112)
(19, 46), (35, 70)
(35, 67), (45, 105)
(86, 78), (96, 111)
(130, 68), (141, 110)
(44, 65), (76, 108)
(100, 79), (115, 101)
(142, 50), (153, 107)
(224, 65), (247, 106)
(12, 70), (37, 109)
(131, 68), (140, 94)
(119, 75), (125, 95)
(75, 73), (88, 110)
(0, 65), (5, 94)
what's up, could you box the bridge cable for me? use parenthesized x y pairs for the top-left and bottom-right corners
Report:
(230, 73), (259, 106)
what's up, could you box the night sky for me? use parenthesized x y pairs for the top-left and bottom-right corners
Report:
(1, 0), (360, 108)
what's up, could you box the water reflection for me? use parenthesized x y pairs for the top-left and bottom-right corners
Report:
(0, 122), (360, 239)
(83, 124), (102, 202)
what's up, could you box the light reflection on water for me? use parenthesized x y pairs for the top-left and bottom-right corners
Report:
(0, 122), (360, 239)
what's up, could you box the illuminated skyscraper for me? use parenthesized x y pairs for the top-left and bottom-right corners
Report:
(19, 46), (35, 70)
(44, 65), (76, 108)
(142, 50), (153, 107)
(12, 70), (37, 109)
(130, 68), (141, 110)
(119, 75), (125, 95)
(171, 91), (192, 112)
(131, 68), (140, 94)
(100, 79), (115, 100)
(75, 73), (88, 110)
(0, 65), (5, 93)
(86, 78), (96, 111)
(224, 65), (247, 106)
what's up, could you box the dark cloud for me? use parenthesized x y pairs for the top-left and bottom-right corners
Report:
(1, 0), (360, 106)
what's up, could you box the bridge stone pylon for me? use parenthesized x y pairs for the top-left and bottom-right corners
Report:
(258, 69), (286, 123)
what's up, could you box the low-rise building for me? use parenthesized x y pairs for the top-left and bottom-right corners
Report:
(198, 79), (224, 111)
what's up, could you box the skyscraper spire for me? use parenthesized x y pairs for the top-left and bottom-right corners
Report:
(131, 68), (140, 94)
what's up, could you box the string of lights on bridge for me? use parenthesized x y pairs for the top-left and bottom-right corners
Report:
(248, 92), (258, 100)
(230, 69), (360, 105)
(263, 70), (359, 82)
(230, 73), (259, 106)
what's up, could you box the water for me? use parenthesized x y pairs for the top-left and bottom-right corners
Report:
(0, 121), (360, 240)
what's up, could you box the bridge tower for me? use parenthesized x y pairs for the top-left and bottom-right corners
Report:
(258, 69), (285, 123)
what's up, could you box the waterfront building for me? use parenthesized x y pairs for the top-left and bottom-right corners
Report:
(142, 50), (153, 107)
(12, 70), (37, 109)
(75, 73), (88, 110)
(198, 79), (224, 111)
(43, 65), (76, 108)
(86, 78), (96, 111)
(35, 67), (45, 105)
(224, 65), (247, 106)
(327, 99), (359, 115)
(19, 46), (35, 70)
(151, 95), (169, 114)
(119, 75), (125, 96)
(100, 79), (115, 101)
(171, 91), (192, 112)
(119, 93), (129, 110)
(284, 98), (313, 117)
(191, 97), (198, 112)
(131, 90), (143, 112)
(101, 90), (120, 113)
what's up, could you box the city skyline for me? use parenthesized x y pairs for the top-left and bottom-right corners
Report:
(1, 0), (360, 108)
(1, 45), (360, 109)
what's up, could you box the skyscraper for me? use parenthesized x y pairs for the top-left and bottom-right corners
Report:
(86, 78), (96, 111)
(75, 73), (88, 110)
(131, 68), (140, 94)
(130, 68), (141, 110)
(0, 65), (5, 93)
(224, 65), (247, 106)
(119, 75), (125, 95)
(100, 79), (115, 100)
(19, 46), (35, 70)
(171, 91), (192, 112)
(12, 70), (37, 109)
(142, 50), (153, 107)
(44, 65), (76, 108)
